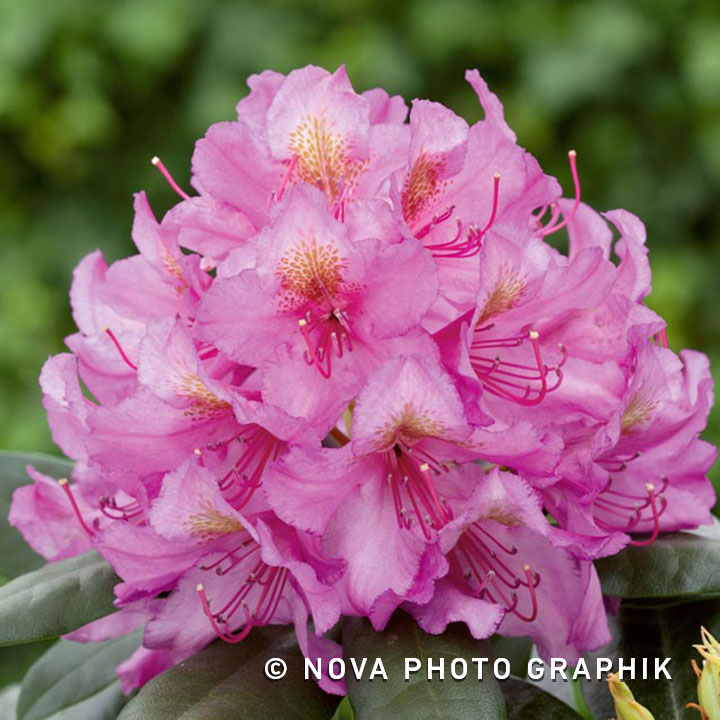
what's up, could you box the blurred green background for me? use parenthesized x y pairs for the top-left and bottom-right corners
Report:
(0, 0), (718, 487)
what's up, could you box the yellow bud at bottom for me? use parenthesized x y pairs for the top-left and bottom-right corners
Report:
(608, 673), (655, 720)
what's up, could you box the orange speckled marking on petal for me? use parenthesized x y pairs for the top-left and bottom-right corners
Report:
(374, 401), (446, 450)
(288, 114), (366, 203)
(276, 238), (348, 311)
(177, 374), (233, 420)
(476, 270), (527, 327)
(402, 152), (446, 225)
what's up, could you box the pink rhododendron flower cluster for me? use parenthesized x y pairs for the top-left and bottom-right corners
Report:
(10, 66), (716, 695)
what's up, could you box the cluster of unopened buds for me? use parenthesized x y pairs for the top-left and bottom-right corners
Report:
(10, 65), (715, 695)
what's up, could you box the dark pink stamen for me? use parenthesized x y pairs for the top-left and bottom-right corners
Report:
(592, 476), (667, 544)
(99, 495), (143, 521)
(203, 425), (284, 509)
(58, 479), (96, 537)
(151, 156), (190, 200)
(537, 151), (580, 238)
(298, 308), (354, 379)
(104, 327), (138, 371)
(274, 155), (299, 204)
(470, 329), (565, 406)
(385, 446), (453, 540)
(196, 549), (288, 645)
(451, 527), (540, 623)
(424, 173), (501, 258)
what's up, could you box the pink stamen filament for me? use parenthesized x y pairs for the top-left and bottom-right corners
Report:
(592, 478), (667, 543)
(208, 425), (283, 509)
(298, 308), (354, 379)
(98, 495), (143, 521)
(424, 173), (501, 258)
(275, 155), (299, 204)
(385, 449), (453, 540)
(58, 479), (96, 537)
(538, 151), (580, 238)
(452, 528), (540, 623)
(104, 327), (137, 371)
(415, 205), (456, 240)
(197, 563), (288, 644)
(151, 156), (190, 200)
(199, 537), (258, 575)
(470, 330), (566, 406)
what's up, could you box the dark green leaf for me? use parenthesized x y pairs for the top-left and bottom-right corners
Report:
(342, 613), (506, 720)
(117, 627), (337, 720)
(0, 451), (73, 581)
(331, 696), (355, 720)
(491, 636), (533, 678)
(0, 550), (119, 646)
(17, 631), (141, 720)
(501, 677), (584, 719)
(596, 523), (720, 601)
(0, 640), (55, 690)
(582, 598), (720, 720)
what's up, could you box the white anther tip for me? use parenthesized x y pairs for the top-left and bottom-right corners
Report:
(298, 319), (307, 327)
(419, 462), (430, 472)
(493, 172), (501, 180)
(529, 330), (540, 340)
(58, 477), (68, 486)
(645, 483), (655, 492)
(196, 583), (204, 592)
(151, 156), (160, 166)
(568, 149), (577, 157)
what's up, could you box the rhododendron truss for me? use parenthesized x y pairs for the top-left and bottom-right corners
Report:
(5, 65), (716, 712)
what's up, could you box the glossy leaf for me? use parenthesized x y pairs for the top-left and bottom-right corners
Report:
(0, 451), (72, 581)
(0, 550), (119, 646)
(17, 632), (141, 720)
(582, 598), (720, 719)
(491, 636), (533, 678)
(501, 677), (584, 719)
(331, 697), (356, 720)
(117, 627), (337, 720)
(342, 613), (506, 720)
(0, 641), (55, 691)
(596, 523), (720, 601)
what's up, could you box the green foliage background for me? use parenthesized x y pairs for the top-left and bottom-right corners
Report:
(0, 0), (718, 486)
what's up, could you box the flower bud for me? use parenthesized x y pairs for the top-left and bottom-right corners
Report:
(689, 627), (720, 720)
(608, 672), (655, 720)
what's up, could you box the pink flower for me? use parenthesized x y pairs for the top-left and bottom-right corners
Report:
(197, 185), (437, 392)
(407, 467), (610, 662)
(7, 64), (716, 696)
(96, 460), (345, 693)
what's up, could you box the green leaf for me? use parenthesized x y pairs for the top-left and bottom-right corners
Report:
(595, 523), (720, 601)
(491, 636), (533, 678)
(0, 640), (55, 690)
(331, 696), (355, 720)
(342, 613), (506, 720)
(0, 451), (73, 581)
(582, 598), (720, 720)
(0, 550), (119, 646)
(117, 627), (337, 720)
(17, 632), (141, 720)
(501, 677), (584, 719)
